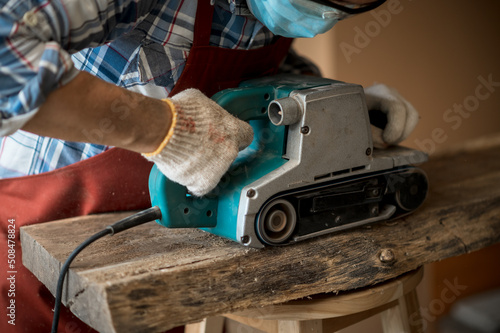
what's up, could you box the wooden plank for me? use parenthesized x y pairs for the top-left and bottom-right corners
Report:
(20, 135), (500, 333)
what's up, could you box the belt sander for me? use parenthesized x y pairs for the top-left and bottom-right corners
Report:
(148, 74), (428, 248)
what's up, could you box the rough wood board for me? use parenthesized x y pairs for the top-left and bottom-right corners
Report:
(21, 136), (500, 333)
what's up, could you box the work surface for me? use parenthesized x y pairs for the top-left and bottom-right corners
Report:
(21, 134), (500, 333)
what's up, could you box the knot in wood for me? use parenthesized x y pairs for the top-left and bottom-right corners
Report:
(379, 249), (396, 264)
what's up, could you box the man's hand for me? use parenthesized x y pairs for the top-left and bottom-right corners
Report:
(143, 89), (254, 197)
(364, 84), (419, 148)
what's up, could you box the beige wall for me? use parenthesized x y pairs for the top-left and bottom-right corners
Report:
(294, 0), (500, 155)
(294, 2), (500, 332)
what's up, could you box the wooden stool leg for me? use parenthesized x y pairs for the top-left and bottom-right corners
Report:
(380, 289), (423, 333)
(277, 320), (323, 333)
(224, 315), (325, 333)
(185, 317), (225, 333)
(404, 289), (424, 333)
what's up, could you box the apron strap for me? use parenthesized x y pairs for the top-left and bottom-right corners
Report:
(193, 0), (216, 47)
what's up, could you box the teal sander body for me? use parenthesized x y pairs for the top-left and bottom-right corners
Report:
(148, 74), (428, 248)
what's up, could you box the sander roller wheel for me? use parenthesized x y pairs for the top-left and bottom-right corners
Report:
(395, 169), (428, 212)
(258, 199), (297, 245)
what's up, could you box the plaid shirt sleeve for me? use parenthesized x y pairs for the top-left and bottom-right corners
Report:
(0, 0), (157, 136)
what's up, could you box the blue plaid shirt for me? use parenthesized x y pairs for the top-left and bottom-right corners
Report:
(0, 0), (278, 178)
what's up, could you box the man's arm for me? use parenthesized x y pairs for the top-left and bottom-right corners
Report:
(22, 71), (255, 197)
(22, 71), (171, 154)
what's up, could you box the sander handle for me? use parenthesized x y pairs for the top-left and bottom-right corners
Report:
(149, 85), (281, 228)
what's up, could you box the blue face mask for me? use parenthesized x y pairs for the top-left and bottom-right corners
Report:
(246, 0), (347, 38)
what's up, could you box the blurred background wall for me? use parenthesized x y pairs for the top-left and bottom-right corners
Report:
(292, 0), (500, 332)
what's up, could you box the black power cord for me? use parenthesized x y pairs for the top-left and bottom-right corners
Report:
(51, 206), (162, 333)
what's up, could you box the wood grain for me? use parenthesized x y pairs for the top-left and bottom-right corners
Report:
(20, 135), (500, 333)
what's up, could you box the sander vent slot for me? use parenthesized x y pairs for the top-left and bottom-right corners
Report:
(314, 173), (331, 181)
(332, 168), (350, 177)
(314, 165), (367, 182)
(352, 165), (367, 172)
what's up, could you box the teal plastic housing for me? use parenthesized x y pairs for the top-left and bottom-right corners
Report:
(148, 74), (337, 242)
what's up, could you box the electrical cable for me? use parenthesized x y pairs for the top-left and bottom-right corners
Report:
(50, 206), (162, 333)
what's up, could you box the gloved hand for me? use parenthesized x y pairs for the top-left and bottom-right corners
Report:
(364, 84), (419, 148)
(143, 89), (254, 197)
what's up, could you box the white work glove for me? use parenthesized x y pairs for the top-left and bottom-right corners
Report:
(143, 89), (254, 197)
(364, 84), (419, 148)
